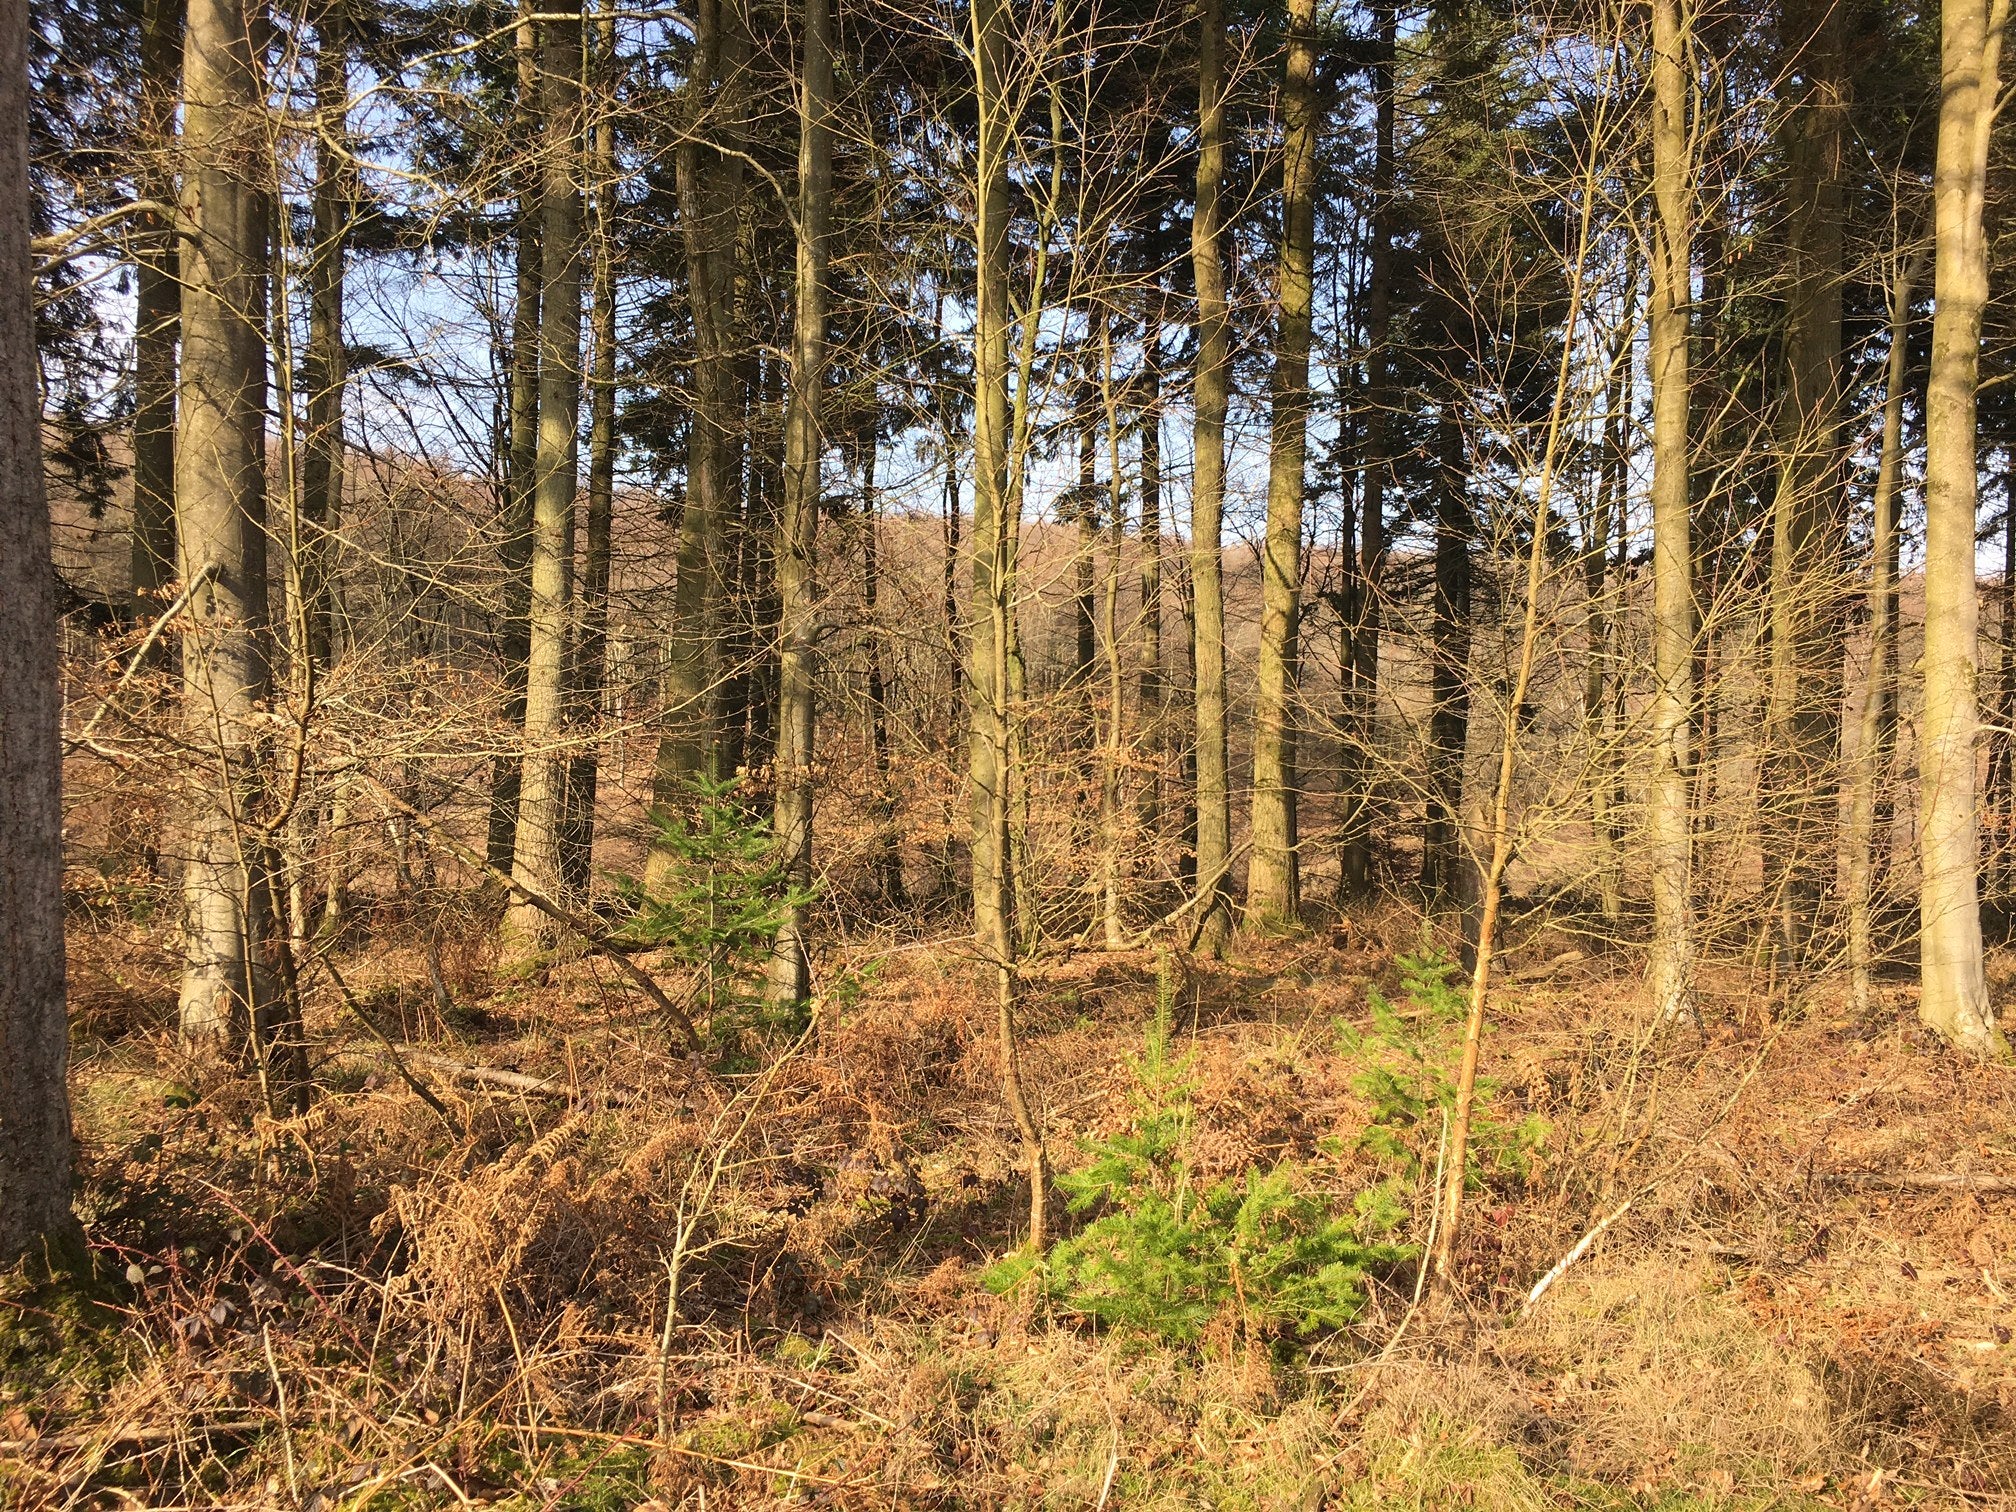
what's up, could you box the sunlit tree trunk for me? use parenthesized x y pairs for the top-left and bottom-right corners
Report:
(1919, 0), (2007, 1053)
(502, 0), (585, 959)
(175, 0), (280, 1055)
(1245, 0), (1316, 929)
(767, 0), (831, 1007)
(646, 0), (746, 895)
(0, 0), (77, 1266)
(1647, 0), (1696, 1022)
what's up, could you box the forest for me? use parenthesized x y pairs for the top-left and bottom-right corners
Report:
(6, 0), (2016, 1499)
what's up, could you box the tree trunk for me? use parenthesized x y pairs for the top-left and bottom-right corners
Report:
(131, 0), (181, 614)
(1244, 0), (1317, 929)
(564, 0), (618, 896)
(1583, 324), (1629, 922)
(860, 435), (909, 907)
(1137, 356), (1163, 835)
(1848, 253), (1918, 1011)
(502, 0), (585, 960)
(1919, 0), (2007, 1052)
(971, 0), (1046, 1248)
(1340, 0), (1394, 903)
(1189, 0), (1232, 954)
(0, 0), (78, 1267)
(487, 0), (544, 874)
(175, 0), (281, 1057)
(646, 0), (746, 895)
(767, 0), (831, 1007)
(299, 0), (350, 681)
(1422, 403), (1471, 901)
(1762, 0), (1847, 973)
(1647, 0), (1696, 1023)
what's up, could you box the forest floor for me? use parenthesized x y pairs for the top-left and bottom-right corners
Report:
(6, 899), (2016, 1510)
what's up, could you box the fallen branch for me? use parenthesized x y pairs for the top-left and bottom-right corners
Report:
(511, 1422), (870, 1489)
(357, 775), (702, 1049)
(1822, 1171), (2016, 1193)
(1523, 1199), (1632, 1313)
(315, 956), (461, 1130)
(398, 1049), (566, 1098)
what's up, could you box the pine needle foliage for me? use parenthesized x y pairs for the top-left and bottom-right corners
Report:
(1337, 946), (1548, 1183)
(988, 954), (1412, 1343)
(614, 776), (814, 1043)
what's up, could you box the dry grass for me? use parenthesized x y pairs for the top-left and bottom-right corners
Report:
(5, 899), (2016, 1509)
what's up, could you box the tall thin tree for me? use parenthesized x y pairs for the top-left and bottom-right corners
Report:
(1245, 0), (1318, 928)
(502, 0), (586, 958)
(768, 0), (833, 1006)
(1918, 0), (2007, 1052)
(1647, 0), (1696, 1023)
(1189, 0), (1232, 954)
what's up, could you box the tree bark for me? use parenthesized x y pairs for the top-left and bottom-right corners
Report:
(1646, 0), (1696, 1023)
(1762, 0), (1847, 973)
(1919, 0), (2007, 1053)
(0, 0), (78, 1267)
(502, 0), (585, 960)
(1189, 0), (1232, 954)
(767, 0), (831, 1007)
(970, 0), (1045, 1248)
(1244, 0), (1317, 929)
